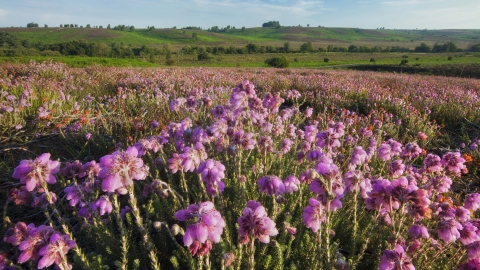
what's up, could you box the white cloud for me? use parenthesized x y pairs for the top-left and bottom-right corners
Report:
(0, 8), (7, 18)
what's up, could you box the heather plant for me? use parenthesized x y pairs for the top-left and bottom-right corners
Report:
(1, 62), (480, 269)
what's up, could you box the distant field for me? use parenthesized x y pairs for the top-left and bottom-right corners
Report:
(2, 26), (480, 50)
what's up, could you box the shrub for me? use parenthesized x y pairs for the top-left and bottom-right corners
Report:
(324, 58), (329, 63)
(265, 56), (289, 68)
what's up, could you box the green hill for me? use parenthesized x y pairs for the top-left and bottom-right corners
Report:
(2, 26), (480, 50)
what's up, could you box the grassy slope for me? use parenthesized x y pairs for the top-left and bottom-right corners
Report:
(2, 27), (480, 49)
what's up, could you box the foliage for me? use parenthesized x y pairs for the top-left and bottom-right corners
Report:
(265, 56), (289, 68)
(262, 21), (281, 28)
(0, 63), (480, 270)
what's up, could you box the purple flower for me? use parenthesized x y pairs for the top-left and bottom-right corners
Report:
(437, 218), (463, 243)
(304, 125), (318, 144)
(457, 258), (480, 270)
(133, 139), (152, 157)
(305, 107), (313, 118)
(12, 153), (60, 192)
(64, 184), (85, 207)
(316, 128), (341, 150)
(237, 200), (278, 244)
(441, 152), (467, 176)
(283, 176), (300, 193)
(348, 146), (367, 169)
(91, 195), (113, 216)
(3, 222), (35, 246)
(280, 139), (294, 155)
(302, 198), (326, 233)
(258, 175), (285, 196)
(175, 202), (225, 256)
(379, 245), (415, 270)
(408, 224), (429, 239)
(467, 241), (480, 260)
(37, 232), (75, 269)
(78, 160), (100, 179)
(18, 225), (54, 264)
(389, 160), (406, 178)
(401, 143), (422, 160)
(424, 154), (443, 173)
(197, 159), (226, 197)
(257, 135), (274, 153)
(465, 193), (480, 211)
(99, 147), (149, 194)
(60, 160), (83, 179)
(459, 222), (480, 246)
(307, 148), (323, 162)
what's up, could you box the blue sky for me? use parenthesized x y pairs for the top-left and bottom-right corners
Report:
(1, 0), (479, 29)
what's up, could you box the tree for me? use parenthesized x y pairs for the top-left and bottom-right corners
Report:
(44, 24), (48, 28)
(27, 22), (39, 27)
(265, 56), (289, 68)
(300, 42), (314, 52)
(129, 26), (135, 32)
(107, 24), (111, 29)
(164, 44), (174, 65)
(262, 21), (281, 28)
(192, 33), (198, 39)
(284, 42), (291, 53)
(414, 42), (431, 52)
(86, 24), (91, 28)
(470, 44), (480, 52)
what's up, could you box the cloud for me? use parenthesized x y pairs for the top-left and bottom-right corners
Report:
(0, 8), (7, 18)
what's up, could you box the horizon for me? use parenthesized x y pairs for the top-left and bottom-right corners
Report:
(1, 0), (479, 30)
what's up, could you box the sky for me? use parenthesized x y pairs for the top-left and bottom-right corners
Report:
(0, 0), (479, 30)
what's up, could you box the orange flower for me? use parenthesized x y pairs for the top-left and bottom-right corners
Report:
(462, 153), (474, 163)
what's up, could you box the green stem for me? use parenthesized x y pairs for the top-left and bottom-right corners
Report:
(127, 186), (161, 270)
(38, 172), (91, 269)
(112, 194), (128, 270)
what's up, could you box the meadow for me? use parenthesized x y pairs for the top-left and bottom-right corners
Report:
(1, 61), (480, 269)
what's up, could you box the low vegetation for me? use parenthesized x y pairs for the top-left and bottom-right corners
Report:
(0, 62), (479, 269)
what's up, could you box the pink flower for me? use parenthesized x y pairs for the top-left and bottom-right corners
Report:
(175, 202), (225, 256)
(3, 222), (35, 246)
(12, 153), (60, 192)
(258, 175), (285, 196)
(91, 195), (113, 216)
(418, 132), (428, 141)
(98, 147), (149, 194)
(437, 218), (463, 243)
(237, 200), (278, 244)
(18, 225), (54, 263)
(302, 198), (326, 233)
(379, 245), (415, 270)
(37, 232), (75, 269)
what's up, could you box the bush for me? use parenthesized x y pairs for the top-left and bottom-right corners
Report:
(370, 58), (375, 63)
(400, 59), (409, 65)
(265, 56), (289, 68)
(197, 52), (212, 61)
(324, 58), (329, 63)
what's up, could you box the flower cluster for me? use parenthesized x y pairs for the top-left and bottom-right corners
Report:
(237, 200), (278, 244)
(3, 222), (75, 269)
(174, 201), (225, 256)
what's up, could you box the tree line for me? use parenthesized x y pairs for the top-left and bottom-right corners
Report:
(1, 31), (479, 58)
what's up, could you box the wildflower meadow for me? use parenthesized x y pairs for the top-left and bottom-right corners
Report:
(1, 61), (480, 269)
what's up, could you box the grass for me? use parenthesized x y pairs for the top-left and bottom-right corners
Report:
(2, 27), (480, 49)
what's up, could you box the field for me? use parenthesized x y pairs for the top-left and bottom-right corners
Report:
(3, 27), (480, 49)
(1, 26), (480, 81)
(1, 61), (480, 269)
